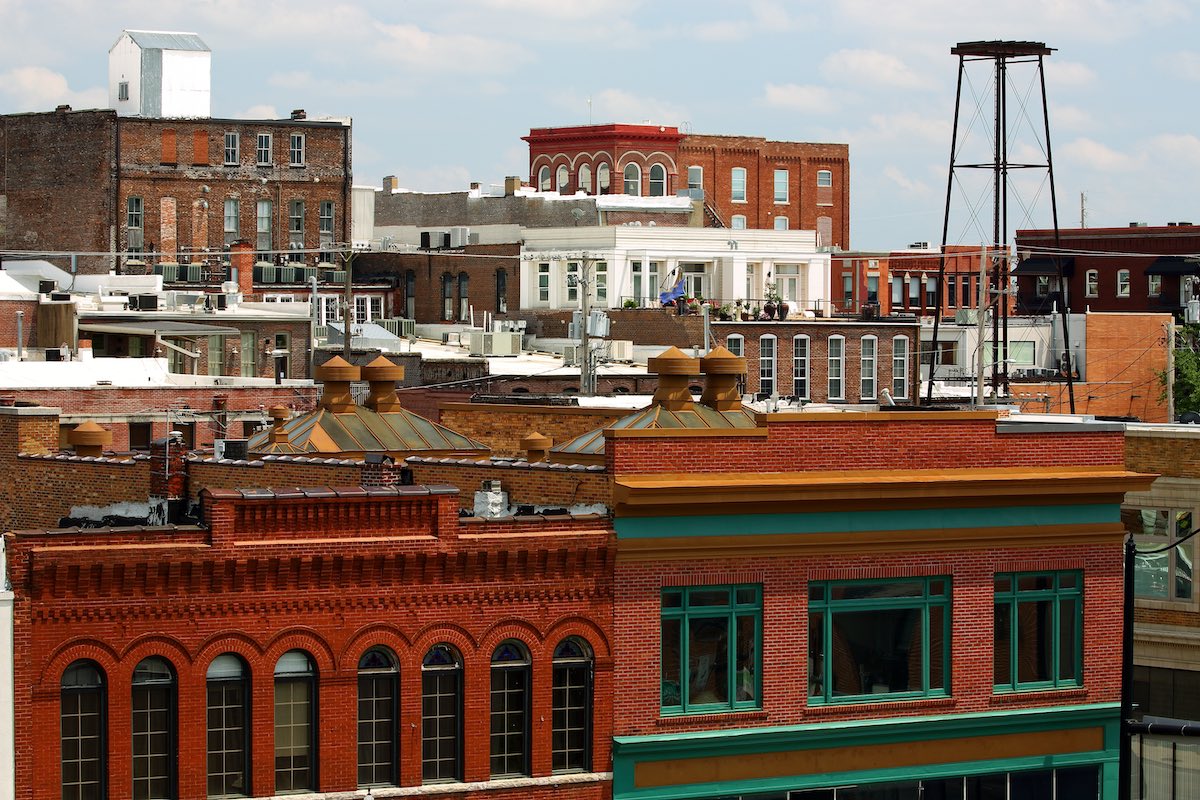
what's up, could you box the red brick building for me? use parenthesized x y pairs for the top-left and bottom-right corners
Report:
(6, 480), (614, 800)
(832, 244), (1001, 317)
(523, 124), (850, 247)
(0, 108), (351, 276)
(1014, 223), (1200, 317)
(714, 318), (921, 403)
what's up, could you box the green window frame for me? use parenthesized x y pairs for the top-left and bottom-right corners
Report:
(808, 577), (950, 705)
(994, 571), (1082, 692)
(660, 585), (761, 715)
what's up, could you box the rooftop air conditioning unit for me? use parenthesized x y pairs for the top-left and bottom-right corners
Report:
(221, 281), (239, 294)
(562, 344), (583, 366)
(607, 339), (634, 362)
(215, 439), (249, 460)
(186, 264), (203, 282)
(450, 226), (470, 248)
(468, 331), (521, 357)
(277, 265), (295, 283)
(159, 264), (179, 282)
(38, 280), (57, 294)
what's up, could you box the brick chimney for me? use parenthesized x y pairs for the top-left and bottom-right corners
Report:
(67, 420), (111, 457)
(362, 356), (404, 412)
(504, 176), (523, 196)
(382, 175), (399, 193)
(149, 434), (187, 502)
(290, 108), (307, 120)
(362, 456), (414, 487)
(700, 345), (747, 411)
(316, 356), (360, 412)
(230, 240), (254, 296)
(647, 346), (700, 411)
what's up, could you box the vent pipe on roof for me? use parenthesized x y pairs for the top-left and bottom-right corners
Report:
(267, 406), (291, 443)
(315, 356), (360, 413)
(362, 356), (405, 412)
(68, 420), (111, 457)
(699, 345), (747, 412)
(647, 346), (700, 411)
(521, 431), (552, 462)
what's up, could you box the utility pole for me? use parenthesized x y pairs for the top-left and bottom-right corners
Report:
(578, 255), (594, 396)
(975, 245), (988, 408)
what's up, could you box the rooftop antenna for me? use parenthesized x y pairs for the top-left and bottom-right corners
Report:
(587, 96), (592, 124)
(927, 40), (1073, 412)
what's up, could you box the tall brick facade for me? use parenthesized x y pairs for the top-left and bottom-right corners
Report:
(0, 109), (351, 275)
(523, 124), (850, 246)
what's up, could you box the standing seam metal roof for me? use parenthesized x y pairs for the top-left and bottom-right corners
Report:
(120, 31), (210, 52)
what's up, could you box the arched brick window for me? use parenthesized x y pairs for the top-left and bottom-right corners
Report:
(490, 641), (532, 778)
(422, 644), (462, 783)
(62, 660), (106, 800)
(358, 647), (398, 788)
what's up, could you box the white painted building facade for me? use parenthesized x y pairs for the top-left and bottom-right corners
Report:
(519, 227), (832, 314)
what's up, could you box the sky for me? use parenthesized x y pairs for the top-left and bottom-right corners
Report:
(1, 0), (1198, 251)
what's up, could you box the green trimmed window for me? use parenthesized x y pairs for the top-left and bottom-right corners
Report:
(994, 571), (1082, 691)
(661, 585), (761, 714)
(808, 577), (950, 704)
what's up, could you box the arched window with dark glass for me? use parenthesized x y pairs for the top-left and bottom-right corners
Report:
(495, 268), (508, 314)
(274, 650), (316, 794)
(538, 166), (551, 191)
(648, 164), (666, 197)
(131, 656), (175, 800)
(457, 272), (470, 322)
(556, 165), (569, 192)
(62, 660), (106, 800)
(206, 654), (249, 798)
(421, 644), (462, 783)
(441, 273), (454, 321)
(552, 638), (593, 773)
(404, 270), (416, 320)
(357, 647), (398, 789)
(490, 641), (531, 778)
(578, 164), (592, 194)
(596, 163), (611, 194)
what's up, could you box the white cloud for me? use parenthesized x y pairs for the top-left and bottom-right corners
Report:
(1060, 137), (1142, 171)
(821, 49), (930, 90)
(690, 20), (751, 42)
(851, 112), (950, 147)
(236, 104), (280, 119)
(0, 66), (106, 112)
(1045, 60), (1096, 88)
(584, 89), (687, 127)
(369, 21), (531, 73)
(763, 83), (836, 113)
(1161, 50), (1200, 81)
(882, 165), (932, 195)
(393, 163), (475, 193)
(1049, 104), (1093, 132)
(1144, 133), (1200, 167)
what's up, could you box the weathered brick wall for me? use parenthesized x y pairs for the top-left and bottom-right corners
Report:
(614, 542), (1122, 735)
(8, 491), (614, 800)
(117, 118), (349, 264)
(439, 403), (626, 457)
(0, 109), (117, 273)
(0, 300), (40, 350)
(185, 457), (362, 503)
(1125, 428), (1200, 478)
(2, 454), (152, 530)
(408, 456), (611, 509)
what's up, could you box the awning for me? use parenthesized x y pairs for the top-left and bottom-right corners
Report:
(1145, 256), (1200, 276)
(79, 320), (243, 338)
(1013, 256), (1075, 276)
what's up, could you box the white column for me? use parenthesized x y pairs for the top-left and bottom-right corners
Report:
(725, 255), (748, 302)
(0, 537), (13, 800)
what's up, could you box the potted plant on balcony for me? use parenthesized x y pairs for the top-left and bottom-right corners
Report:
(718, 303), (733, 321)
(623, 298), (638, 309)
(763, 283), (778, 319)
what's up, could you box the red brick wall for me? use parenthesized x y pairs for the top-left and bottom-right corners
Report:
(0, 454), (151, 531)
(614, 543), (1122, 735)
(679, 135), (850, 246)
(607, 414), (1126, 475)
(716, 321), (920, 402)
(356, 244), (521, 324)
(438, 403), (627, 457)
(8, 492), (615, 800)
